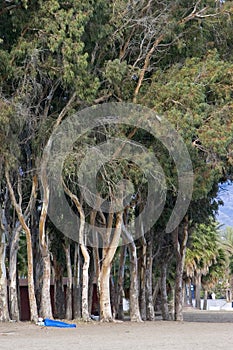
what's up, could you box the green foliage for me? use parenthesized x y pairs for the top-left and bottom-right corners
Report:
(186, 221), (228, 284)
(1, 0), (233, 312)
(140, 49), (233, 204)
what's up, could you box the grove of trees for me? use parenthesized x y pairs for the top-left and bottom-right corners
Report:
(0, 0), (233, 323)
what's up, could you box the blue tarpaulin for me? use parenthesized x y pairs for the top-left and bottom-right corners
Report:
(43, 318), (76, 328)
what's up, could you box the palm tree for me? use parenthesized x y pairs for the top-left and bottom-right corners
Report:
(185, 222), (224, 309)
(219, 226), (233, 301)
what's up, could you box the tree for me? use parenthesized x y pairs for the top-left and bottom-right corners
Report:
(0, 190), (10, 322)
(185, 222), (225, 309)
(0, 0), (233, 324)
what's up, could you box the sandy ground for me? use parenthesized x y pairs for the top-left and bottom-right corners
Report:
(1, 312), (233, 350)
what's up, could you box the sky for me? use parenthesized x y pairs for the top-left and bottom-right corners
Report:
(217, 182), (233, 229)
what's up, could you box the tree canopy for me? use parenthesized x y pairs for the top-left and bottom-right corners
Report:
(0, 0), (233, 323)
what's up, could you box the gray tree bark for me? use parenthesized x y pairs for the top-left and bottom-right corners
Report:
(116, 245), (126, 320)
(145, 238), (154, 321)
(160, 262), (170, 320)
(64, 240), (73, 320)
(73, 243), (82, 319)
(173, 217), (189, 321)
(128, 240), (142, 322)
(139, 238), (147, 321)
(6, 169), (38, 322)
(9, 223), (21, 321)
(0, 221), (10, 322)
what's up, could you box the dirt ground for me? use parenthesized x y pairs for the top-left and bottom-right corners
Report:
(1, 311), (233, 350)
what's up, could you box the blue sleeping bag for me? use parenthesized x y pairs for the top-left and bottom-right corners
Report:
(43, 318), (76, 328)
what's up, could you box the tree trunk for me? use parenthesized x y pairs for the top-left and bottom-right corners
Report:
(110, 274), (117, 319)
(128, 241), (142, 322)
(32, 222), (43, 316)
(90, 210), (100, 317)
(99, 263), (112, 321)
(174, 256), (183, 321)
(145, 239), (154, 321)
(116, 245), (126, 320)
(73, 243), (81, 319)
(62, 180), (90, 321)
(0, 230), (10, 322)
(88, 253), (95, 315)
(53, 256), (65, 319)
(80, 243), (90, 321)
(39, 162), (53, 319)
(8, 224), (21, 321)
(160, 262), (170, 320)
(139, 238), (147, 321)
(183, 283), (187, 306)
(195, 273), (202, 310)
(64, 241), (73, 320)
(173, 217), (189, 321)
(188, 279), (193, 306)
(0, 192), (10, 322)
(99, 212), (123, 322)
(5, 170), (38, 322)
(153, 277), (161, 307)
(203, 289), (208, 310)
(39, 251), (52, 318)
